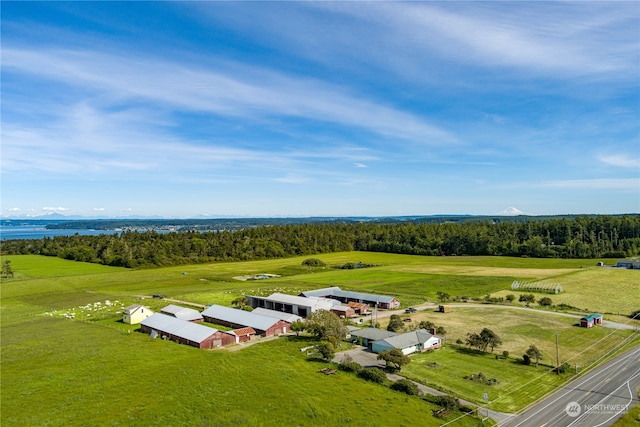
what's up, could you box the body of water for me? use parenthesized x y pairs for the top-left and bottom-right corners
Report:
(0, 225), (117, 240)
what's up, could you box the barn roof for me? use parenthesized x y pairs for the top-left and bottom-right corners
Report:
(141, 313), (218, 343)
(161, 304), (203, 321)
(582, 313), (603, 321)
(331, 305), (353, 313)
(252, 307), (302, 323)
(348, 301), (369, 309)
(267, 293), (336, 309)
(300, 287), (397, 304)
(374, 329), (436, 349)
(201, 305), (281, 331)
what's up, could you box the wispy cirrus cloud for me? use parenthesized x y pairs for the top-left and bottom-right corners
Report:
(598, 155), (640, 169)
(2, 46), (453, 144)
(203, 2), (639, 83)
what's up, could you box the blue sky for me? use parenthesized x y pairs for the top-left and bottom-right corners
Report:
(1, 1), (638, 218)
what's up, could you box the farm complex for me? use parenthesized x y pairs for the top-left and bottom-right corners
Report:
(134, 287), (406, 349)
(2, 252), (639, 426)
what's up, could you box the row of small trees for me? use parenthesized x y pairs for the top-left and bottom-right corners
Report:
(461, 329), (545, 368)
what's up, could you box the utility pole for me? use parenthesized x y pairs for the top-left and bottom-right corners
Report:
(555, 332), (560, 374)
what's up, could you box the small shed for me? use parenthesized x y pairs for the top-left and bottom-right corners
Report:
(347, 301), (371, 315)
(122, 304), (153, 324)
(439, 305), (452, 313)
(580, 313), (603, 328)
(331, 305), (357, 318)
(229, 327), (256, 343)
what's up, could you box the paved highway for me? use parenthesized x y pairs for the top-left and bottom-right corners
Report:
(500, 344), (640, 427)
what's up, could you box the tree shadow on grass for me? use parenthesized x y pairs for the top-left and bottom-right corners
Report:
(286, 335), (317, 343)
(450, 345), (487, 357)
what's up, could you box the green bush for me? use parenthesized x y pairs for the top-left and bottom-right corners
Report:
(429, 395), (459, 410)
(338, 362), (363, 374)
(390, 379), (421, 396)
(539, 297), (553, 306)
(302, 258), (326, 267)
(358, 367), (387, 384)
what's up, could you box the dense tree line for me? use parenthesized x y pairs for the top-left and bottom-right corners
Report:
(1, 215), (639, 268)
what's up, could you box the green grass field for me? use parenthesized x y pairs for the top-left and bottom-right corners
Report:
(1, 253), (638, 425)
(403, 346), (568, 413)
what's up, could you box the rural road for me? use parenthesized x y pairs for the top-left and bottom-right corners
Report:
(499, 344), (640, 427)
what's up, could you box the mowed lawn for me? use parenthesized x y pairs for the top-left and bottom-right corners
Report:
(403, 346), (568, 413)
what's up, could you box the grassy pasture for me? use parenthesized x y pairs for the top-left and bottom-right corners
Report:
(395, 307), (635, 366)
(2, 253), (638, 425)
(403, 346), (568, 413)
(492, 267), (640, 315)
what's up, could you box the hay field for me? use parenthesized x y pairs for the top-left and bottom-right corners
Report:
(492, 267), (639, 315)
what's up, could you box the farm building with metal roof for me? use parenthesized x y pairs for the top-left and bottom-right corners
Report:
(251, 307), (303, 324)
(160, 304), (204, 322)
(299, 287), (400, 309)
(201, 305), (290, 337)
(140, 313), (233, 349)
(246, 293), (336, 318)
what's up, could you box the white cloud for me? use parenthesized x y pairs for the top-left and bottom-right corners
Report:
(598, 155), (640, 169)
(92, 207), (105, 212)
(42, 207), (70, 212)
(273, 174), (309, 184)
(358, 3), (635, 76)
(2, 46), (453, 144)
(353, 163), (367, 168)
